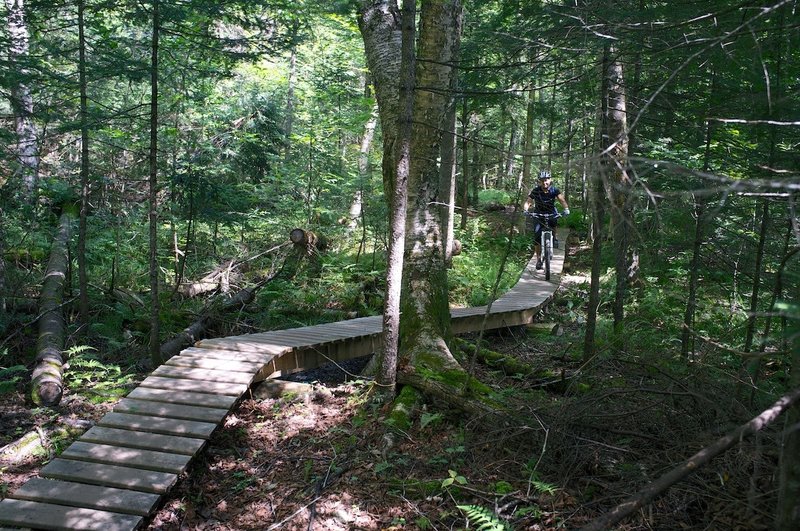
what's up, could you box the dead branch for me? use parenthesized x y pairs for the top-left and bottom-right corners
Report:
(579, 387), (800, 531)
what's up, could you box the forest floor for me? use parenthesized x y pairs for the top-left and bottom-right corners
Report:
(0, 241), (780, 530)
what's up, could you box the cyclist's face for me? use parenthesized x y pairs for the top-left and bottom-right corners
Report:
(539, 178), (551, 188)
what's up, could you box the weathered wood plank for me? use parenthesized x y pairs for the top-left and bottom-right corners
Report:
(152, 365), (255, 385)
(80, 426), (205, 456)
(114, 398), (229, 423)
(41, 458), (176, 493)
(180, 347), (276, 364)
(127, 386), (237, 409)
(194, 337), (289, 355)
(62, 442), (191, 474)
(166, 355), (263, 373)
(0, 498), (142, 531)
(98, 412), (216, 439)
(138, 375), (248, 396)
(10, 477), (160, 516)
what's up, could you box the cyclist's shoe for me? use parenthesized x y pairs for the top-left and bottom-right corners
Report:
(553, 238), (559, 249)
(535, 260), (543, 270)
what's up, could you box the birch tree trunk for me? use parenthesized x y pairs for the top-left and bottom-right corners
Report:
(397, 0), (462, 374)
(358, 0), (403, 395)
(5, 0), (39, 201)
(31, 212), (74, 407)
(439, 93), (457, 267)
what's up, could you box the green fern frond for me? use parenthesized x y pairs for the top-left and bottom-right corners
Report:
(456, 504), (510, 531)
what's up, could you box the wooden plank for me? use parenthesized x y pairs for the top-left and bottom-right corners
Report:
(0, 498), (142, 531)
(138, 375), (248, 396)
(10, 477), (160, 516)
(195, 338), (289, 355)
(166, 355), (263, 373)
(152, 365), (255, 385)
(180, 347), (275, 364)
(80, 426), (205, 456)
(127, 387), (237, 409)
(114, 398), (229, 423)
(98, 412), (217, 439)
(41, 458), (176, 493)
(62, 441), (191, 474)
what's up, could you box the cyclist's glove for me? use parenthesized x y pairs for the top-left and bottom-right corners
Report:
(563, 208), (570, 216)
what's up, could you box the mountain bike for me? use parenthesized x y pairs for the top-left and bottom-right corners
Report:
(526, 212), (560, 281)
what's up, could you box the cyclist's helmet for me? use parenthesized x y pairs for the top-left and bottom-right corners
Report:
(538, 170), (551, 180)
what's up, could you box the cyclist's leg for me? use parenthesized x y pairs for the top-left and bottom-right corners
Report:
(550, 218), (559, 248)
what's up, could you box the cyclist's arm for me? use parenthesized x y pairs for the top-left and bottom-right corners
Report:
(522, 197), (532, 211)
(557, 192), (569, 211)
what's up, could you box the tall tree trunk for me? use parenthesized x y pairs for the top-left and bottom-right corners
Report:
(602, 45), (631, 333)
(743, 200), (770, 356)
(77, 0), (90, 331)
(31, 212), (74, 406)
(148, 0), (161, 366)
(439, 88), (458, 267)
(459, 99), (470, 230)
(283, 22), (299, 162)
(349, 104), (379, 232)
(5, 0), (39, 201)
(682, 118), (714, 358)
(375, 0), (415, 397)
(521, 89), (534, 191)
(398, 0), (462, 374)
(358, 0), (403, 395)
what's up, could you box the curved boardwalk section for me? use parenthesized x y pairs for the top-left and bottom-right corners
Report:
(0, 232), (568, 530)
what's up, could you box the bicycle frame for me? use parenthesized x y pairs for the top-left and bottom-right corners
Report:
(528, 212), (558, 280)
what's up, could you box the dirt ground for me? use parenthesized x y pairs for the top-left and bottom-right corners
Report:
(0, 263), (781, 530)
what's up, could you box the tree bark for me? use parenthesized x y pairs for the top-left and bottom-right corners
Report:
(439, 89), (457, 267)
(77, 0), (90, 331)
(602, 45), (631, 333)
(398, 0), (462, 373)
(5, 0), (39, 201)
(31, 212), (74, 407)
(580, 387), (800, 531)
(148, 0), (162, 366)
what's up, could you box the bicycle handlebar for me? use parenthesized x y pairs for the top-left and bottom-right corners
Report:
(524, 211), (561, 220)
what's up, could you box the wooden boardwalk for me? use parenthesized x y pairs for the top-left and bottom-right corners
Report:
(0, 232), (568, 530)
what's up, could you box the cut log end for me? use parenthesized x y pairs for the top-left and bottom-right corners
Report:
(31, 381), (63, 407)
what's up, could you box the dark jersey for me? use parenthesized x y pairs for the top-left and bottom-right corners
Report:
(529, 185), (561, 215)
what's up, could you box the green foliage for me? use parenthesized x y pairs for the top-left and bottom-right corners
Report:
(441, 469), (467, 489)
(478, 188), (511, 207)
(0, 364), (27, 395)
(456, 504), (510, 531)
(64, 347), (136, 401)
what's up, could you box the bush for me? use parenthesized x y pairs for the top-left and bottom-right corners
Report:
(477, 189), (511, 207)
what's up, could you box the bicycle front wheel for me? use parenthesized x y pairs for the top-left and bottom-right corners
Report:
(544, 233), (552, 280)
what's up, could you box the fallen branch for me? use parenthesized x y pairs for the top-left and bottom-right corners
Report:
(160, 274), (277, 359)
(579, 387), (800, 531)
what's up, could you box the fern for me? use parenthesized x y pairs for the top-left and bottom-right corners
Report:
(456, 505), (510, 531)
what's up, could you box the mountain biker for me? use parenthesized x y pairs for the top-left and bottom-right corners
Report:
(523, 169), (570, 270)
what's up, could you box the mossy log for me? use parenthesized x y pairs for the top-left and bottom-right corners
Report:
(289, 228), (328, 254)
(0, 418), (91, 465)
(526, 322), (564, 336)
(31, 212), (73, 407)
(455, 338), (537, 377)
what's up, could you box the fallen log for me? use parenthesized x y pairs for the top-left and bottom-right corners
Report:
(160, 277), (272, 359)
(177, 259), (240, 298)
(526, 322), (563, 336)
(0, 418), (92, 465)
(31, 212), (73, 407)
(289, 228), (328, 254)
